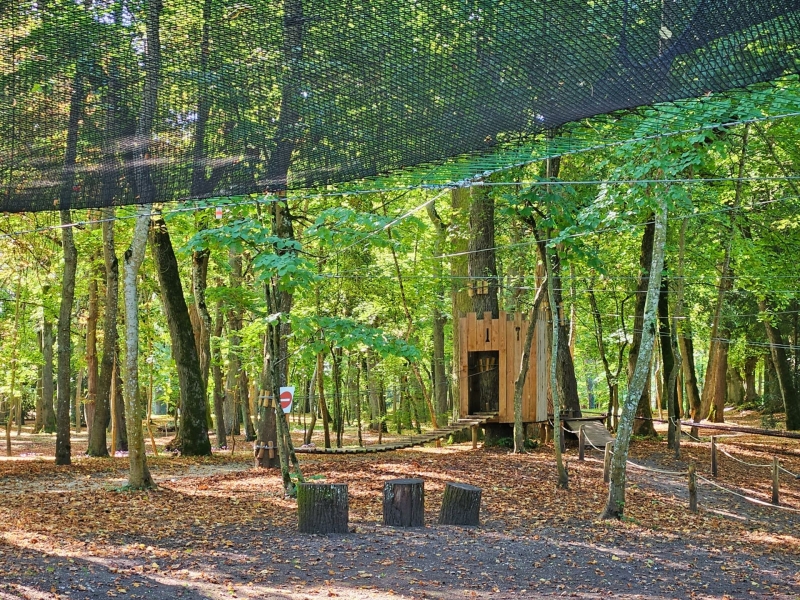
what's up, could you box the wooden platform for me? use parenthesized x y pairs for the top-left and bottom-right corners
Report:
(565, 419), (614, 449)
(294, 418), (488, 454)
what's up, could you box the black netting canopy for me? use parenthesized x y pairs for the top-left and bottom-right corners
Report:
(1, 0), (799, 213)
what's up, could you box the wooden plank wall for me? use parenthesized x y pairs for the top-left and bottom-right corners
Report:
(459, 311), (548, 423)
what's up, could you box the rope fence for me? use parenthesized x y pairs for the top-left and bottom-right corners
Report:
(563, 420), (800, 514)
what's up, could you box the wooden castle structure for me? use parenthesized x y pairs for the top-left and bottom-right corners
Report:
(458, 311), (549, 424)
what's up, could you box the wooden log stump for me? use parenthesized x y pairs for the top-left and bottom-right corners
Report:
(383, 478), (424, 527)
(438, 482), (481, 526)
(297, 483), (349, 534)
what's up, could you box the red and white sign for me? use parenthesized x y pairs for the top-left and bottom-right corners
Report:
(279, 387), (294, 414)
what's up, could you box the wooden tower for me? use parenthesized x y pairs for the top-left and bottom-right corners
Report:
(458, 311), (549, 424)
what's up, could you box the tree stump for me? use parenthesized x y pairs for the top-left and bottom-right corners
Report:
(438, 482), (481, 526)
(297, 483), (349, 534)
(383, 478), (424, 527)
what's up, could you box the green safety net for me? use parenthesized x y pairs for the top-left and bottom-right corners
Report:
(1, 0), (799, 212)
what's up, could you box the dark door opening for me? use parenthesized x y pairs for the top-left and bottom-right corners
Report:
(467, 350), (499, 414)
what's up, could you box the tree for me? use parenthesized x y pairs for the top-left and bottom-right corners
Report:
(150, 213), (211, 456)
(603, 198), (668, 519)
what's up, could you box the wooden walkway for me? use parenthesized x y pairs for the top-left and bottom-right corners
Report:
(565, 419), (614, 449)
(294, 417), (488, 454)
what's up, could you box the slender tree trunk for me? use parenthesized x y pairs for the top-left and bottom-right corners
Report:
(123, 207), (155, 489)
(760, 299), (800, 430)
(150, 214), (211, 456)
(744, 355), (759, 404)
(450, 187), (471, 421)
(426, 201), (449, 420)
(513, 280), (547, 453)
(42, 318), (56, 433)
(85, 272), (99, 440)
(658, 277), (677, 447)
(628, 218), (657, 437)
(544, 242), (568, 488)
(317, 351), (332, 449)
(88, 208), (119, 456)
(5, 278), (22, 456)
(55, 211), (78, 466)
(332, 346), (344, 447)
(603, 200), (667, 520)
(54, 69), (84, 466)
(468, 185), (500, 413)
(211, 299), (227, 447)
(303, 362), (318, 446)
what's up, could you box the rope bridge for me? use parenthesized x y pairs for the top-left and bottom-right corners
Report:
(293, 417), (488, 455)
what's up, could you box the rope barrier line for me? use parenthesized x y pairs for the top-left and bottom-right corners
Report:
(697, 474), (800, 513)
(716, 446), (774, 469)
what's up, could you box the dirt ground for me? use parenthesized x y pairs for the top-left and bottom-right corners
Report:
(1, 418), (799, 600)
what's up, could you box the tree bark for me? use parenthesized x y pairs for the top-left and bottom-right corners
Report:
(744, 355), (759, 405)
(468, 185), (500, 413)
(426, 200), (449, 420)
(628, 218), (657, 437)
(41, 317), (56, 433)
(603, 199), (667, 520)
(123, 207), (155, 489)
(658, 277), (677, 447)
(211, 299), (227, 447)
(760, 299), (800, 430)
(512, 279), (547, 453)
(545, 240), (568, 489)
(450, 187), (471, 421)
(150, 213), (211, 456)
(55, 210), (78, 466)
(84, 272), (99, 440)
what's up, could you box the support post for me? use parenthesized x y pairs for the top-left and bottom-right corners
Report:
(603, 441), (612, 484)
(578, 426), (585, 461)
(688, 464), (697, 513)
(711, 436), (717, 477)
(772, 457), (780, 505)
(471, 425), (478, 450)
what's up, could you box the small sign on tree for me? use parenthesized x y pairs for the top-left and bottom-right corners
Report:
(279, 387), (294, 414)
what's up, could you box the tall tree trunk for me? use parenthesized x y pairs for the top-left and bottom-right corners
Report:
(124, 207), (155, 488)
(331, 346), (344, 447)
(191, 246), (212, 405)
(84, 272), (99, 441)
(544, 241), (568, 488)
(760, 299), (800, 430)
(512, 280), (547, 453)
(41, 317), (56, 433)
(211, 299), (227, 447)
(603, 199), (667, 520)
(450, 187), (471, 421)
(658, 277), (677, 448)
(317, 352), (331, 449)
(628, 218), (657, 437)
(426, 200), (449, 420)
(468, 185), (500, 413)
(744, 355), (759, 405)
(54, 65), (84, 465)
(701, 126), (749, 422)
(587, 282), (627, 433)
(150, 214), (211, 456)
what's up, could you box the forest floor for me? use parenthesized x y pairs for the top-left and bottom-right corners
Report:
(1, 412), (799, 600)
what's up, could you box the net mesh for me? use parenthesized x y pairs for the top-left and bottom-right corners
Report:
(1, 0), (799, 213)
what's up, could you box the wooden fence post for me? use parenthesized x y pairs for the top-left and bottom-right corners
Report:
(772, 457), (780, 505)
(688, 464), (697, 513)
(603, 441), (612, 484)
(711, 436), (717, 477)
(578, 426), (585, 462)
